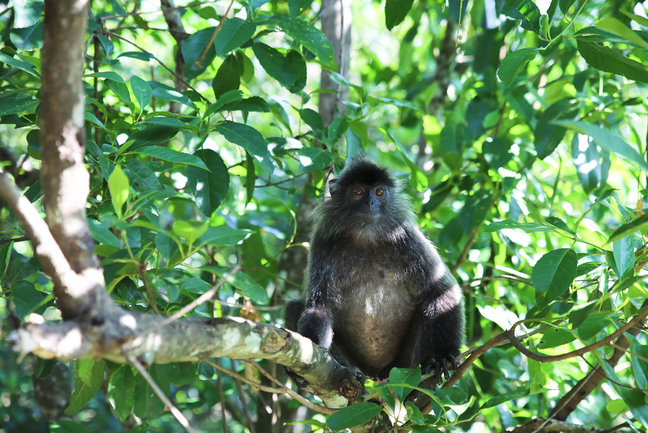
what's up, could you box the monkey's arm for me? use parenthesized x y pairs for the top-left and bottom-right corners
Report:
(298, 240), (335, 349)
(409, 233), (465, 382)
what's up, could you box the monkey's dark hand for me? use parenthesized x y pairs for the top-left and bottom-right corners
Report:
(422, 354), (459, 386)
(332, 366), (366, 401)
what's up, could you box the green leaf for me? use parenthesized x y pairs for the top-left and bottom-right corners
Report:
(608, 213), (648, 243)
(435, 386), (469, 404)
(595, 17), (648, 49)
(206, 90), (244, 116)
(0, 93), (38, 116)
(66, 359), (105, 415)
(245, 152), (255, 204)
(133, 146), (208, 170)
(0, 52), (39, 77)
(577, 39), (648, 84)
(599, 360), (648, 426)
(133, 368), (165, 419)
(545, 216), (573, 234)
(296, 147), (334, 172)
(117, 51), (154, 62)
(537, 328), (575, 348)
(212, 54), (241, 98)
(223, 96), (271, 113)
(326, 402), (383, 431)
(501, 0), (541, 33)
(187, 149), (230, 216)
(13, 0), (43, 27)
(106, 80), (132, 105)
(497, 47), (538, 87)
(215, 121), (273, 171)
(388, 367), (421, 401)
(385, 0), (414, 30)
(149, 81), (196, 108)
(535, 99), (578, 159)
(50, 420), (92, 433)
(269, 16), (336, 69)
(182, 27), (217, 69)
(575, 315), (610, 340)
(289, 0), (312, 16)
(483, 137), (513, 169)
(481, 388), (530, 409)
(531, 248), (578, 307)
(404, 401), (425, 424)
(130, 76), (152, 110)
(108, 165), (129, 219)
(299, 108), (324, 138)
(213, 269), (269, 304)
(555, 120), (648, 172)
(88, 219), (122, 248)
(108, 366), (135, 421)
(214, 18), (256, 56)
(172, 220), (209, 248)
(571, 134), (610, 193)
(85, 71), (124, 82)
(612, 235), (635, 278)
(252, 43), (306, 93)
(628, 335), (648, 389)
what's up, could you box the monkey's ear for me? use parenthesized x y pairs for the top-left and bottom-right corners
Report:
(328, 179), (339, 196)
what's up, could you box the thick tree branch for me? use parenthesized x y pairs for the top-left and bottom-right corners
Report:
(8, 314), (361, 407)
(0, 171), (115, 318)
(39, 0), (114, 319)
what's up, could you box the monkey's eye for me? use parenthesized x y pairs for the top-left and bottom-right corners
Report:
(353, 187), (365, 197)
(375, 187), (385, 197)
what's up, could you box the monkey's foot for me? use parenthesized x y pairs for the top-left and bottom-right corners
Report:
(423, 354), (459, 386)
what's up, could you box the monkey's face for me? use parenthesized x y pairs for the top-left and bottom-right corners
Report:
(346, 183), (389, 223)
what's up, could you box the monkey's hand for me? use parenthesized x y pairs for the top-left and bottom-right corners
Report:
(422, 353), (459, 386)
(332, 366), (366, 401)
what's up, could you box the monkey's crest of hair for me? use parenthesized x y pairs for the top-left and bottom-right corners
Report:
(313, 158), (415, 244)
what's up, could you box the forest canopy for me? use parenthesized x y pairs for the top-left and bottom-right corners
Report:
(1, 0), (648, 432)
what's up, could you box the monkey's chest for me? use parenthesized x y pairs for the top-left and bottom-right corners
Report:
(331, 266), (416, 372)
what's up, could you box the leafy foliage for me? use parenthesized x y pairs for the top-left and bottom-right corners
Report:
(1, 0), (648, 432)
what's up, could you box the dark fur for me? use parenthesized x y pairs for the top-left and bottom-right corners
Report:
(296, 158), (464, 382)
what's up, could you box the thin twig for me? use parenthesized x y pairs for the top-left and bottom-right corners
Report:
(204, 359), (286, 394)
(216, 369), (230, 433)
(247, 360), (336, 415)
(233, 374), (256, 433)
(101, 30), (210, 104)
(505, 304), (648, 363)
(125, 351), (197, 433)
(195, 0), (235, 68)
(139, 263), (161, 315)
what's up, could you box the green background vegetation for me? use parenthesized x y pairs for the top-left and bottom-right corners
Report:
(1, 0), (648, 431)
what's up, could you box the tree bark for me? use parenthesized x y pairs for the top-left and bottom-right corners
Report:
(40, 0), (112, 319)
(319, 0), (351, 127)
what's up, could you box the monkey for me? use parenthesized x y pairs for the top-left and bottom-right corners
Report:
(289, 157), (464, 385)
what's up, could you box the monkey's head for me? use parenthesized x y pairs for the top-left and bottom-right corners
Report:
(315, 158), (413, 243)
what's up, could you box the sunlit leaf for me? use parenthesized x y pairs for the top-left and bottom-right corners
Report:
(532, 248), (577, 307)
(555, 120), (648, 172)
(326, 402), (383, 430)
(269, 16), (336, 69)
(608, 213), (648, 243)
(108, 165), (129, 219)
(577, 39), (648, 84)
